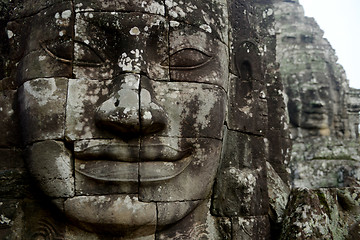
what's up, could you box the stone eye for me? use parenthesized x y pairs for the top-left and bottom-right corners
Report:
(41, 40), (104, 67)
(40, 39), (73, 64)
(162, 48), (212, 70)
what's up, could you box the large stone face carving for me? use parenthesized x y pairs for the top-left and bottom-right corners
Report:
(0, 0), (288, 239)
(13, 1), (228, 237)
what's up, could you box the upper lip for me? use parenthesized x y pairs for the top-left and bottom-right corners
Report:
(74, 143), (192, 162)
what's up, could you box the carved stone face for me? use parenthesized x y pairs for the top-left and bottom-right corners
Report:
(287, 71), (334, 136)
(299, 81), (330, 130)
(14, 0), (228, 236)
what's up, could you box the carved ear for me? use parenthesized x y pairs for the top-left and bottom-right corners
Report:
(235, 41), (262, 81)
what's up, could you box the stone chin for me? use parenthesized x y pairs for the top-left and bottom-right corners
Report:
(301, 113), (329, 130)
(51, 195), (201, 236)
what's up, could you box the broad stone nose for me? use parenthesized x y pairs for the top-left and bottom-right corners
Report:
(310, 99), (325, 108)
(95, 74), (166, 137)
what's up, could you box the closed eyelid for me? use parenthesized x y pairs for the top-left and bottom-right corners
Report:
(40, 40), (105, 67)
(161, 48), (213, 70)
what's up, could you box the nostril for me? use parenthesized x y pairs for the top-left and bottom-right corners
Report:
(114, 99), (119, 107)
(311, 101), (324, 108)
(140, 108), (167, 135)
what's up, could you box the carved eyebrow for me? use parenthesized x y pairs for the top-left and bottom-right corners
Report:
(161, 48), (213, 70)
(40, 40), (105, 67)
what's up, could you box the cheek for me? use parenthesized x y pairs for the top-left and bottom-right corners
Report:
(145, 81), (226, 139)
(26, 140), (75, 198)
(18, 78), (68, 145)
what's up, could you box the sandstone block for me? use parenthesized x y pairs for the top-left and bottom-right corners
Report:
(26, 140), (74, 197)
(18, 78), (68, 144)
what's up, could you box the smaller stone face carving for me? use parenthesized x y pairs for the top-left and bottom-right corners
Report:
(13, 0), (229, 237)
(299, 76), (331, 131)
(286, 72), (335, 136)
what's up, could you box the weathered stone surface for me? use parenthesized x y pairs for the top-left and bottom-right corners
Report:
(290, 138), (360, 188)
(227, 73), (268, 135)
(9, 0), (66, 20)
(165, 0), (228, 43)
(0, 200), (19, 229)
(348, 88), (360, 139)
(65, 78), (113, 140)
(212, 129), (268, 217)
(280, 188), (360, 240)
(139, 138), (221, 201)
(8, 2), (74, 84)
(169, 23), (229, 90)
(156, 200), (201, 226)
(232, 215), (271, 240)
(74, 12), (168, 81)
(156, 199), (223, 240)
(0, 148), (28, 198)
(140, 80), (226, 139)
(0, 90), (20, 146)
(74, 0), (165, 16)
(64, 195), (157, 237)
(26, 140), (74, 197)
(18, 78), (68, 144)
(16, 50), (72, 83)
(20, 199), (66, 240)
(0, 168), (29, 199)
(266, 130), (291, 184)
(266, 161), (290, 224)
(0, 148), (23, 170)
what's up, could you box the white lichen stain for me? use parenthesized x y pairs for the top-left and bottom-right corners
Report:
(61, 10), (72, 19)
(38, 55), (46, 61)
(143, 111), (152, 120)
(7, 30), (14, 39)
(118, 50), (143, 72)
(130, 27), (140, 36)
(229, 167), (257, 202)
(170, 20), (180, 27)
(200, 24), (212, 33)
(140, 89), (151, 104)
(143, 1), (165, 15)
(0, 214), (11, 225)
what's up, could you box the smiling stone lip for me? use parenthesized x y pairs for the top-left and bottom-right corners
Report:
(74, 144), (192, 182)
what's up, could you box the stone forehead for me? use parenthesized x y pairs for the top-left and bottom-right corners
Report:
(74, 0), (229, 41)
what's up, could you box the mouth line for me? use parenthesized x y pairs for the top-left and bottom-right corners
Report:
(74, 143), (193, 182)
(75, 156), (192, 182)
(75, 144), (192, 162)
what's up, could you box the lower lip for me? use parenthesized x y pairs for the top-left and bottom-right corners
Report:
(75, 156), (192, 182)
